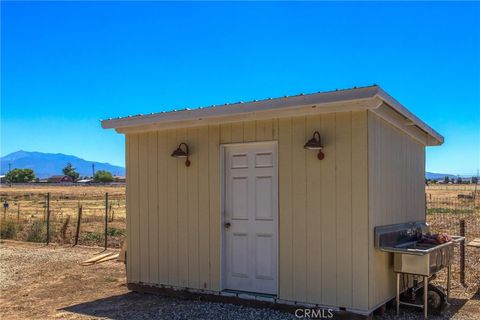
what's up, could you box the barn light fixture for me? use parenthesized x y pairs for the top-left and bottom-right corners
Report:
(304, 131), (325, 160)
(171, 142), (191, 167)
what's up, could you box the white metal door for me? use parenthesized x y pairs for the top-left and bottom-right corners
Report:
(223, 142), (278, 295)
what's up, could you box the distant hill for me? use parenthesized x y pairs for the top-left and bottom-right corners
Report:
(426, 172), (471, 180)
(0, 151), (125, 178)
(0, 151), (471, 181)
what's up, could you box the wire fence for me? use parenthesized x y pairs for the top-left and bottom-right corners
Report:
(426, 195), (480, 242)
(426, 194), (479, 289)
(0, 191), (126, 248)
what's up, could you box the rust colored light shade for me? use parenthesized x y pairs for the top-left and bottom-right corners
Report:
(304, 131), (325, 160)
(171, 142), (191, 167)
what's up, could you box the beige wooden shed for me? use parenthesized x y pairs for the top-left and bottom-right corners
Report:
(102, 85), (443, 315)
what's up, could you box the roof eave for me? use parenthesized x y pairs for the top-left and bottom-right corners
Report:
(375, 88), (444, 146)
(101, 85), (444, 147)
(101, 86), (380, 130)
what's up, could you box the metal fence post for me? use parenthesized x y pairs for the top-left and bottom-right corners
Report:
(459, 219), (465, 286)
(46, 193), (50, 245)
(105, 192), (108, 250)
(74, 205), (82, 246)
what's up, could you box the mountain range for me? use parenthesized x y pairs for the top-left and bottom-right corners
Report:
(0, 150), (473, 180)
(0, 151), (125, 178)
(425, 172), (459, 180)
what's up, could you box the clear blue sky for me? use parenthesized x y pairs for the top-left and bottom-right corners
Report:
(1, 2), (479, 175)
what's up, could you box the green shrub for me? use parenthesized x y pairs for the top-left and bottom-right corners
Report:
(80, 232), (102, 242)
(428, 208), (474, 215)
(27, 220), (46, 242)
(107, 227), (126, 237)
(1, 220), (17, 239)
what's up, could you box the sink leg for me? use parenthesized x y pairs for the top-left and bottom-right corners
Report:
(396, 273), (400, 315)
(447, 265), (451, 302)
(424, 276), (428, 319)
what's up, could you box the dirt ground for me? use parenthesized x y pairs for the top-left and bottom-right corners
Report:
(0, 240), (127, 319)
(1, 240), (479, 320)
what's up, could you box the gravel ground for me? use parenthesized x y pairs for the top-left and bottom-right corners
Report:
(0, 240), (478, 320)
(59, 295), (297, 320)
(0, 242), (88, 290)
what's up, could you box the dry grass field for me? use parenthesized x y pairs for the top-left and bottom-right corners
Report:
(426, 184), (479, 198)
(0, 184), (126, 247)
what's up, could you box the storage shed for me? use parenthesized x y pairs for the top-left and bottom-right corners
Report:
(101, 85), (443, 315)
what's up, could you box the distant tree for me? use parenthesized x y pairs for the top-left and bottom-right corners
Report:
(62, 162), (79, 182)
(444, 176), (450, 184)
(5, 168), (35, 183)
(94, 170), (114, 183)
(473, 177), (478, 184)
(456, 177), (463, 184)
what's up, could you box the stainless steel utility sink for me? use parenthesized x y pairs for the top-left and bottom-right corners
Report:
(392, 242), (454, 276)
(374, 221), (464, 318)
(379, 236), (463, 276)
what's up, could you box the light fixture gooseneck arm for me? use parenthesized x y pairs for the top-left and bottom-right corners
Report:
(313, 131), (321, 145)
(179, 142), (189, 156)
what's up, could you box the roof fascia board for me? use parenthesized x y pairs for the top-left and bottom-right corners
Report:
(103, 86), (379, 130)
(370, 104), (430, 146)
(115, 97), (383, 134)
(374, 88), (444, 145)
(102, 85), (444, 146)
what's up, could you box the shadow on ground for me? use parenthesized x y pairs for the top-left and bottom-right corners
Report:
(61, 291), (473, 320)
(61, 292), (370, 320)
(62, 292), (180, 320)
(472, 287), (480, 300)
(61, 292), (298, 320)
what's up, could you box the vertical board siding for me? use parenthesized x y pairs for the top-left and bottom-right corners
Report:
(177, 128), (189, 287)
(231, 122), (244, 143)
(125, 112), (370, 310)
(278, 118), (294, 300)
(148, 132), (159, 284)
(125, 135), (132, 281)
(291, 116), (307, 302)
(368, 112), (426, 308)
(208, 125), (221, 290)
(351, 111), (370, 310)
(198, 126), (211, 289)
(243, 121), (256, 142)
(167, 130), (179, 285)
(157, 131), (169, 284)
(138, 133), (150, 283)
(335, 113), (353, 307)
(129, 134), (140, 283)
(256, 119), (273, 141)
(305, 115), (322, 304)
(321, 114), (337, 306)
(187, 128), (200, 289)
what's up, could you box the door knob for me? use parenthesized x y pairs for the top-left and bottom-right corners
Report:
(224, 222), (231, 229)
